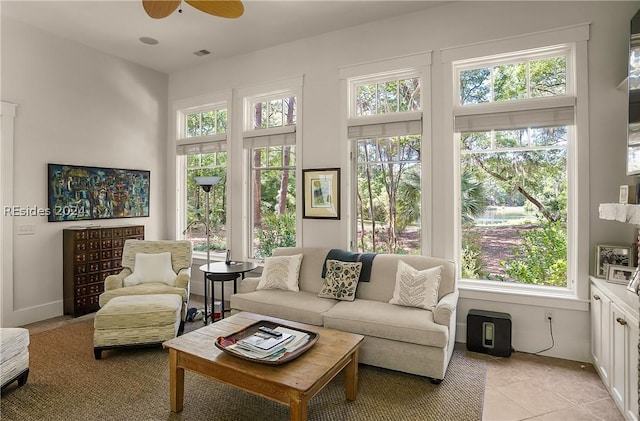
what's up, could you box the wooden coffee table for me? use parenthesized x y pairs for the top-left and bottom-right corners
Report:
(162, 311), (364, 421)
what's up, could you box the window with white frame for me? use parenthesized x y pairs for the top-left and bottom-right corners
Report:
(176, 104), (228, 255)
(244, 93), (297, 259)
(454, 45), (575, 288)
(348, 72), (423, 254)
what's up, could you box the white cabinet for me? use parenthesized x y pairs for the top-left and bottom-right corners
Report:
(590, 277), (639, 421)
(591, 283), (611, 387)
(610, 302), (639, 420)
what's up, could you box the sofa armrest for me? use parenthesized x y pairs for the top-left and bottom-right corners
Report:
(433, 290), (459, 326)
(175, 268), (191, 291)
(238, 277), (260, 293)
(104, 268), (131, 291)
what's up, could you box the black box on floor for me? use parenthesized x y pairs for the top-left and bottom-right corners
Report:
(466, 309), (512, 357)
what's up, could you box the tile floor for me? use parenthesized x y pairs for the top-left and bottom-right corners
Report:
(481, 350), (623, 421)
(21, 296), (624, 421)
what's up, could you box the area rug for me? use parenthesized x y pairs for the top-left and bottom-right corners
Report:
(1, 319), (486, 420)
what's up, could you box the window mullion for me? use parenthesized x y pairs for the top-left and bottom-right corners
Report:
(490, 67), (495, 103)
(526, 61), (531, 100)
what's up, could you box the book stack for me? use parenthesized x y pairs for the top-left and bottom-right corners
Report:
(229, 326), (311, 361)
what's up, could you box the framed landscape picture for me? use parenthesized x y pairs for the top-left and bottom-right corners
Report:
(48, 163), (150, 222)
(302, 168), (340, 219)
(595, 244), (632, 278)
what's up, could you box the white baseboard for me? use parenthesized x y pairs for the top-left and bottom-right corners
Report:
(6, 300), (64, 327)
(455, 321), (590, 362)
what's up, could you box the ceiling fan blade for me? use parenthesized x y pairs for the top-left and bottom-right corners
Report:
(142, 0), (181, 19)
(185, 0), (244, 19)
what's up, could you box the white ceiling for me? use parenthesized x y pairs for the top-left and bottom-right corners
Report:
(2, 0), (445, 74)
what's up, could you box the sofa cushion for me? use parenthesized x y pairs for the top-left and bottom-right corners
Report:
(94, 294), (182, 330)
(323, 299), (448, 348)
(0, 328), (29, 365)
(257, 254), (303, 292)
(389, 262), (442, 310)
(121, 239), (192, 274)
(230, 290), (337, 326)
(272, 247), (331, 293)
(318, 260), (362, 301)
(124, 252), (177, 287)
(0, 328), (29, 388)
(99, 283), (187, 308)
(356, 254), (456, 303)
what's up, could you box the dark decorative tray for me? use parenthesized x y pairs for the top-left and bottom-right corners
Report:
(215, 320), (319, 365)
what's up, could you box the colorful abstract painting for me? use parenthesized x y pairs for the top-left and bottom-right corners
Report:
(48, 164), (150, 222)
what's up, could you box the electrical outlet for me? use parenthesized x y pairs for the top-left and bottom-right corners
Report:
(545, 310), (554, 322)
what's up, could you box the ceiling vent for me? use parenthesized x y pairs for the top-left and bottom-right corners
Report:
(193, 49), (211, 56)
(139, 37), (159, 45)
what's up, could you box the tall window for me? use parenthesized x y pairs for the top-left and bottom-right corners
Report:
(177, 105), (228, 255)
(455, 46), (574, 287)
(349, 73), (423, 254)
(244, 94), (297, 258)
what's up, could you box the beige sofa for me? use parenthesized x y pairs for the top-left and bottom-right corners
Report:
(230, 247), (458, 383)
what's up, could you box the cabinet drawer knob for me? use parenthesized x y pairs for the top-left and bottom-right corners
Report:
(593, 295), (601, 300)
(616, 317), (627, 326)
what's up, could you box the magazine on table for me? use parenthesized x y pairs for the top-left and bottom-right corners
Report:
(239, 331), (293, 351)
(229, 326), (312, 361)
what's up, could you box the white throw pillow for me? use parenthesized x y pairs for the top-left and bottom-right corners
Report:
(123, 252), (177, 287)
(389, 261), (442, 311)
(256, 254), (303, 292)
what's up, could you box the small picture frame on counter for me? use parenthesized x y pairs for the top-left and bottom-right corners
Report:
(619, 184), (638, 204)
(606, 264), (635, 285)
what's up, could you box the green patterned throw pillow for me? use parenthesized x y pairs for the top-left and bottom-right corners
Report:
(318, 259), (362, 301)
(389, 261), (442, 310)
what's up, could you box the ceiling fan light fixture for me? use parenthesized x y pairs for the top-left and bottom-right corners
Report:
(185, 0), (244, 19)
(142, 0), (181, 19)
(142, 0), (244, 20)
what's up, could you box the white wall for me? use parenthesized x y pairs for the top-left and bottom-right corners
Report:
(169, 1), (640, 361)
(1, 17), (169, 327)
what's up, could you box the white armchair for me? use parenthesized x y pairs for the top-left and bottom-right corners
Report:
(99, 240), (193, 329)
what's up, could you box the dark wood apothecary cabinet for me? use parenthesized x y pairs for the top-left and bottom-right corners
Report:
(63, 225), (144, 317)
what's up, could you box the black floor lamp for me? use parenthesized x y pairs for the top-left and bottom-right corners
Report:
(194, 176), (221, 266)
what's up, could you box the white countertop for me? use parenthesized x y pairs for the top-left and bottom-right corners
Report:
(591, 276), (639, 322)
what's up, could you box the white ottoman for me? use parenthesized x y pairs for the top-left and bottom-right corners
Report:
(93, 294), (182, 359)
(0, 328), (29, 390)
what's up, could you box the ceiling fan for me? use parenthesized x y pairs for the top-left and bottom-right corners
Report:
(142, 0), (244, 19)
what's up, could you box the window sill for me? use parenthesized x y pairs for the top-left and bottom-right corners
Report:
(192, 253), (264, 267)
(192, 251), (225, 265)
(458, 279), (589, 311)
